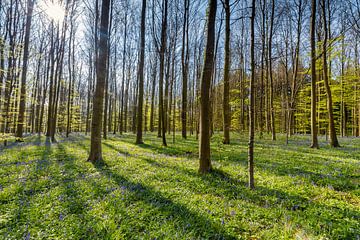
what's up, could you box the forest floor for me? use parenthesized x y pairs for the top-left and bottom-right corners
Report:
(0, 132), (359, 239)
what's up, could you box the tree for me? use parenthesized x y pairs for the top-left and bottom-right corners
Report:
(136, 0), (146, 144)
(268, 0), (276, 141)
(199, 0), (217, 174)
(88, 0), (111, 163)
(181, 0), (189, 139)
(158, 0), (168, 146)
(321, 0), (340, 147)
(222, 0), (230, 144)
(16, 0), (35, 140)
(310, 0), (319, 148)
(248, 0), (256, 189)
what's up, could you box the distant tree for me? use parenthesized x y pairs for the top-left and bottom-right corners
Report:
(181, 0), (189, 139)
(158, 0), (168, 146)
(248, 0), (256, 189)
(221, 0), (230, 144)
(310, 0), (319, 148)
(119, 2), (128, 135)
(321, 0), (340, 147)
(136, 0), (146, 144)
(199, 0), (217, 174)
(16, 0), (35, 139)
(268, 0), (276, 141)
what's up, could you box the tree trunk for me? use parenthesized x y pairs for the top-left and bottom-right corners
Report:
(268, 0), (276, 141)
(16, 0), (34, 139)
(158, 0), (168, 146)
(88, 0), (111, 163)
(181, 0), (189, 139)
(150, 57), (157, 132)
(119, 10), (128, 134)
(310, 0), (319, 148)
(321, 0), (339, 147)
(136, 0), (146, 144)
(199, 0), (216, 174)
(248, 0), (256, 189)
(222, 0), (231, 144)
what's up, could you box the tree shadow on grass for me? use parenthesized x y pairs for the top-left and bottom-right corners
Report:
(101, 141), (311, 210)
(74, 138), (360, 238)
(5, 141), (94, 239)
(91, 162), (237, 239)
(110, 136), (198, 158)
(0, 135), (42, 156)
(104, 135), (359, 194)
(139, 156), (360, 238)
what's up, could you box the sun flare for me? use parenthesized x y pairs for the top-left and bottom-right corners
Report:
(39, 0), (65, 22)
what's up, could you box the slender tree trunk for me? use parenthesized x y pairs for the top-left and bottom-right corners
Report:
(16, 0), (34, 139)
(222, 0), (231, 144)
(136, 0), (146, 144)
(199, 0), (216, 174)
(310, 0), (319, 148)
(259, 0), (265, 139)
(103, 0), (113, 139)
(321, 0), (339, 147)
(181, 0), (189, 139)
(158, 0), (168, 146)
(119, 11), (128, 134)
(248, 0), (256, 189)
(46, 23), (56, 137)
(268, 0), (276, 141)
(150, 57), (157, 132)
(66, 22), (74, 137)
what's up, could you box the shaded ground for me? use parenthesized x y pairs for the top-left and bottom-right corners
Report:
(0, 132), (359, 239)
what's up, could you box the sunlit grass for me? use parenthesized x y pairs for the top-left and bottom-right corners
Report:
(0, 132), (359, 239)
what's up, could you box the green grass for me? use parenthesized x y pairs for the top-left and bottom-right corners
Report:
(0, 132), (359, 239)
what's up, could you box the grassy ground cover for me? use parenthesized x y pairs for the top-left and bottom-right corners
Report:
(0, 133), (359, 239)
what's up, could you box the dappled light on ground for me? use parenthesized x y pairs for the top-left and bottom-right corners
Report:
(0, 133), (359, 239)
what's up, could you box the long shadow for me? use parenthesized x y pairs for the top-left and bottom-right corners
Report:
(55, 144), (88, 217)
(0, 136), (55, 239)
(101, 140), (360, 238)
(0, 134), (42, 149)
(15, 135), (355, 239)
(17, 142), (95, 238)
(102, 141), (310, 208)
(105, 134), (360, 193)
(110, 136), (198, 158)
(91, 162), (237, 239)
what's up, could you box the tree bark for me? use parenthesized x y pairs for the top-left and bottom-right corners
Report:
(199, 0), (216, 174)
(310, 0), (319, 148)
(268, 0), (276, 141)
(88, 0), (111, 163)
(222, 0), (230, 144)
(181, 0), (189, 139)
(16, 0), (34, 139)
(321, 0), (339, 147)
(158, 0), (168, 146)
(136, 0), (146, 144)
(248, 0), (256, 189)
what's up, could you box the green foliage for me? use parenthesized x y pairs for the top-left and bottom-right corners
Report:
(0, 133), (358, 239)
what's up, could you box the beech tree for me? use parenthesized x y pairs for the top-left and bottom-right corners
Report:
(248, 0), (256, 189)
(2, 0), (360, 160)
(310, 0), (319, 149)
(321, 0), (340, 147)
(88, 0), (111, 162)
(199, 0), (216, 174)
(221, 0), (230, 144)
(15, 0), (35, 140)
(136, 0), (146, 144)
